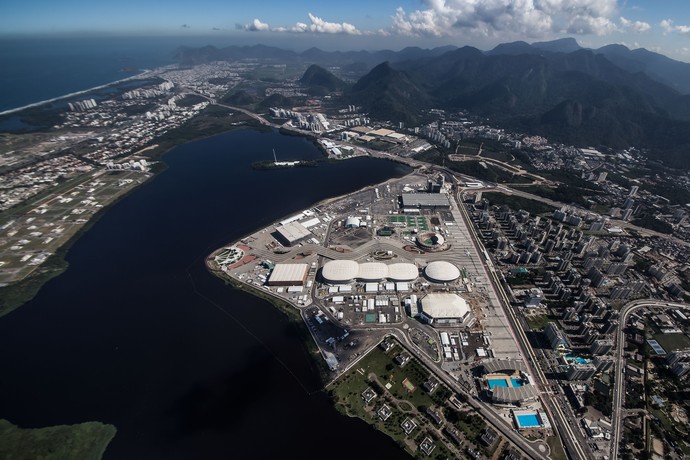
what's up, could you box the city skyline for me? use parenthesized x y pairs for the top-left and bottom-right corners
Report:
(3, 0), (690, 61)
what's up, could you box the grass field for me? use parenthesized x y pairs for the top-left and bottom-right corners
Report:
(0, 419), (116, 460)
(652, 333), (690, 352)
(524, 314), (552, 331)
(328, 340), (460, 458)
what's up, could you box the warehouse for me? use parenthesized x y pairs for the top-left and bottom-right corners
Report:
(419, 293), (470, 325)
(268, 263), (309, 286)
(400, 193), (451, 210)
(274, 221), (312, 246)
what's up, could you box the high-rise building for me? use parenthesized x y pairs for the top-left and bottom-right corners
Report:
(593, 355), (615, 372)
(545, 323), (571, 351)
(566, 363), (597, 381)
(590, 339), (614, 355)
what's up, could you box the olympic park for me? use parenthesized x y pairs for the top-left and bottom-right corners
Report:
(469, 359), (552, 432)
(318, 258), (474, 327)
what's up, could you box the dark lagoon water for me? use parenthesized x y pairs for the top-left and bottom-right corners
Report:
(0, 128), (411, 459)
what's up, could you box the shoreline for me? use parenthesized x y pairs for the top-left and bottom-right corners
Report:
(0, 69), (153, 116)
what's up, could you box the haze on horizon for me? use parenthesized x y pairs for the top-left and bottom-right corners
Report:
(2, 0), (690, 62)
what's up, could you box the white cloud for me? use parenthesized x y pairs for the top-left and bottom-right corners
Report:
(271, 13), (362, 35)
(244, 18), (269, 32)
(389, 0), (621, 38)
(660, 18), (690, 36)
(619, 17), (650, 33)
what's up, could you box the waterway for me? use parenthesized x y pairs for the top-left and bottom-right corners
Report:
(0, 128), (411, 459)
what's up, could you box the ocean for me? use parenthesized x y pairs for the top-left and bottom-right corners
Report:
(0, 128), (411, 459)
(0, 36), (229, 112)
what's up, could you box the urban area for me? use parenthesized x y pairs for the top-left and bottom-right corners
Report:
(2, 55), (690, 460)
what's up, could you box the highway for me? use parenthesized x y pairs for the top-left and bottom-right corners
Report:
(387, 329), (551, 460)
(492, 184), (690, 247)
(609, 300), (690, 460)
(453, 187), (591, 460)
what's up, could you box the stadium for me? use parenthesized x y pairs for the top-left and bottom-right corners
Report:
(476, 360), (538, 405)
(416, 231), (448, 252)
(418, 293), (470, 326)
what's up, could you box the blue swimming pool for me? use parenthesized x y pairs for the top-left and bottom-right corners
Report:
(565, 355), (591, 365)
(487, 379), (508, 389)
(516, 413), (541, 428)
(510, 378), (523, 387)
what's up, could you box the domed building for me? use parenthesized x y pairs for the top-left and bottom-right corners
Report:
(320, 260), (419, 284)
(419, 293), (470, 325)
(424, 261), (461, 283)
(357, 262), (388, 282)
(321, 260), (359, 284)
(387, 263), (419, 282)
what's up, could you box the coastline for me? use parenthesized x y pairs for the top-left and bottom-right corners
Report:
(0, 108), (261, 316)
(0, 69), (153, 116)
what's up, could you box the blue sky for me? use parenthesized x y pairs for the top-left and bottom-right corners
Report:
(3, 0), (690, 60)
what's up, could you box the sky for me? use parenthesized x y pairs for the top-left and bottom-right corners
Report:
(2, 0), (690, 61)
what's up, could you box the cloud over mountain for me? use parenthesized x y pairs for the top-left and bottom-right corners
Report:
(244, 18), (269, 31)
(390, 0), (620, 38)
(269, 13), (362, 35)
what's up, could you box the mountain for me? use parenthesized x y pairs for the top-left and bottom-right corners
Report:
(352, 47), (690, 164)
(258, 93), (297, 109)
(348, 62), (430, 124)
(532, 38), (582, 53)
(221, 90), (257, 106)
(175, 44), (458, 75)
(595, 44), (690, 94)
(299, 65), (346, 95)
(487, 41), (540, 56)
(175, 44), (297, 65)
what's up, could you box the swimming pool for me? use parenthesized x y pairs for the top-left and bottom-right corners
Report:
(565, 355), (591, 365)
(487, 379), (508, 389)
(515, 413), (541, 428)
(510, 378), (523, 387)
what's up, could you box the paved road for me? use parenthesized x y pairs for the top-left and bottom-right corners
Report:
(454, 189), (591, 460)
(610, 300), (690, 460)
(492, 185), (690, 247)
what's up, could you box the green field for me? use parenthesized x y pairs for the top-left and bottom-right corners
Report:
(0, 419), (116, 460)
(328, 340), (460, 458)
(652, 333), (690, 352)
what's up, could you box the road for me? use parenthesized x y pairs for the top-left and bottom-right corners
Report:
(610, 300), (690, 460)
(492, 185), (690, 247)
(454, 187), (591, 460)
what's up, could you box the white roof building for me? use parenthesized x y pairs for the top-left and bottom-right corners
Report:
(419, 293), (470, 325)
(424, 261), (461, 283)
(275, 221), (311, 246)
(268, 263), (309, 286)
(321, 260), (418, 284)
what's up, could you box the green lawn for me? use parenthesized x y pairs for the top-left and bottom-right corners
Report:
(525, 314), (551, 331)
(0, 419), (116, 460)
(652, 333), (690, 352)
(546, 434), (567, 460)
(328, 341), (462, 458)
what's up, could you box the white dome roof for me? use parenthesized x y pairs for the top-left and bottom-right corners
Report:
(387, 263), (419, 281)
(357, 262), (388, 281)
(424, 261), (461, 283)
(421, 293), (469, 319)
(345, 216), (361, 227)
(322, 260), (359, 283)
